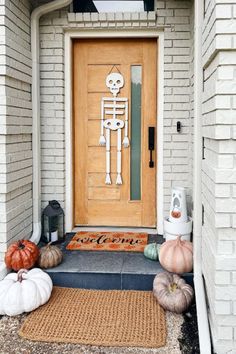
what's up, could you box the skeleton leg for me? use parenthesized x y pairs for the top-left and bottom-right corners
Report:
(99, 99), (106, 146)
(105, 128), (111, 184)
(122, 100), (129, 147)
(116, 128), (122, 185)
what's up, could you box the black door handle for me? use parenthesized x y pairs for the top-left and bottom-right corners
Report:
(148, 127), (155, 168)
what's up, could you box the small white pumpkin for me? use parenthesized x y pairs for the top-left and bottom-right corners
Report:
(0, 268), (53, 316)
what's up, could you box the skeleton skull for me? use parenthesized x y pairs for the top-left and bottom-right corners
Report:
(106, 73), (124, 96)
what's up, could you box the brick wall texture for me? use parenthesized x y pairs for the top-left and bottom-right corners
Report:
(202, 0), (236, 352)
(0, 0), (32, 261)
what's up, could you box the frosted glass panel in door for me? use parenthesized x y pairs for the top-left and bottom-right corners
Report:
(130, 65), (142, 201)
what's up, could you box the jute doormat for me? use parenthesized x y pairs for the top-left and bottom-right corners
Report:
(66, 231), (148, 252)
(19, 287), (166, 348)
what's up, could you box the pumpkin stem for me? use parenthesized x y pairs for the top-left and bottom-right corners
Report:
(17, 269), (28, 283)
(176, 235), (182, 244)
(18, 240), (25, 250)
(169, 283), (178, 292)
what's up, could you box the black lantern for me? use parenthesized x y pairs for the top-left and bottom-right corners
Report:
(41, 200), (65, 244)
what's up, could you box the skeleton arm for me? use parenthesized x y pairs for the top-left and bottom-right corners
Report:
(122, 100), (129, 147)
(99, 99), (106, 146)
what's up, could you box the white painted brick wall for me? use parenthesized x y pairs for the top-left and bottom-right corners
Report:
(0, 0), (32, 262)
(202, 0), (236, 352)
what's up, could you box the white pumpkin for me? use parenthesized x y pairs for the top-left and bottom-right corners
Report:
(0, 268), (53, 316)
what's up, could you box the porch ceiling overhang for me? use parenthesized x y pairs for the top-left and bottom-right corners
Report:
(73, 0), (154, 12)
(30, 0), (154, 12)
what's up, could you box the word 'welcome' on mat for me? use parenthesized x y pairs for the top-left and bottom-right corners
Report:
(19, 287), (166, 348)
(66, 231), (148, 252)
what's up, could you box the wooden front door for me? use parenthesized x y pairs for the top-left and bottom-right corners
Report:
(73, 39), (157, 227)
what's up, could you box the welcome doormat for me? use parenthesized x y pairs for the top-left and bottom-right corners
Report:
(66, 231), (148, 252)
(19, 287), (166, 348)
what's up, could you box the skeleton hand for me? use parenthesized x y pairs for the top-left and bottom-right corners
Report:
(122, 136), (129, 148)
(99, 135), (106, 146)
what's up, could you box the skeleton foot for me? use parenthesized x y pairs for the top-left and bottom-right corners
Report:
(116, 173), (122, 185)
(105, 173), (112, 184)
(122, 136), (129, 148)
(99, 135), (106, 146)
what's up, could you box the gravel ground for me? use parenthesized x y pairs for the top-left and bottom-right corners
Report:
(178, 304), (200, 354)
(0, 311), (183, 354)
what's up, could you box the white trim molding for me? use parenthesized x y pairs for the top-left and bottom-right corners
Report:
(193, 0), (211, 352)
(65, 31), (73, 233)
(157, 32), (164, 234)
(65, 29), (164, 234)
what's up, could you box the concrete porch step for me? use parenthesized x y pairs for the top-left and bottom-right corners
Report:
(45, 234), (193, 290)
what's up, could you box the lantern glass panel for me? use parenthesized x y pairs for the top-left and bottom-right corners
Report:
(57, 214), (64, 240)
(43, 214), (50, 241)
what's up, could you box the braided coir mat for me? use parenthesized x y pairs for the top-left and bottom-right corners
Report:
(19, 287), (166, 348)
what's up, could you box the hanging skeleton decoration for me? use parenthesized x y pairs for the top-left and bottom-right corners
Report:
(99, 72), (129, 185)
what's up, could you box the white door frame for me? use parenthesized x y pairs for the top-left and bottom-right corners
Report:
(65, 29), (164, 234)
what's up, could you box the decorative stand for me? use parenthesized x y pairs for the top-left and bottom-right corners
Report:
(164, 187), (192, 241)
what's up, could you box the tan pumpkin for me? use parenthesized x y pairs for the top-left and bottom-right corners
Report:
(38, 243), (63, 269)
(159, 236), (193, 274)
(153, 272), (194, 313)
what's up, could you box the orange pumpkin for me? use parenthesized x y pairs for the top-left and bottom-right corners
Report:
(159, 236), (193, 274)
(5, 240), (39, 271)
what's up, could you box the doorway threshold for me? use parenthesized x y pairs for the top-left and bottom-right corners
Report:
(72, 226), (158, 235)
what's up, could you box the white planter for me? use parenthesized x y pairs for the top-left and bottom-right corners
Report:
(169, 186), (188, 223)
(164, 217), (192, 241)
